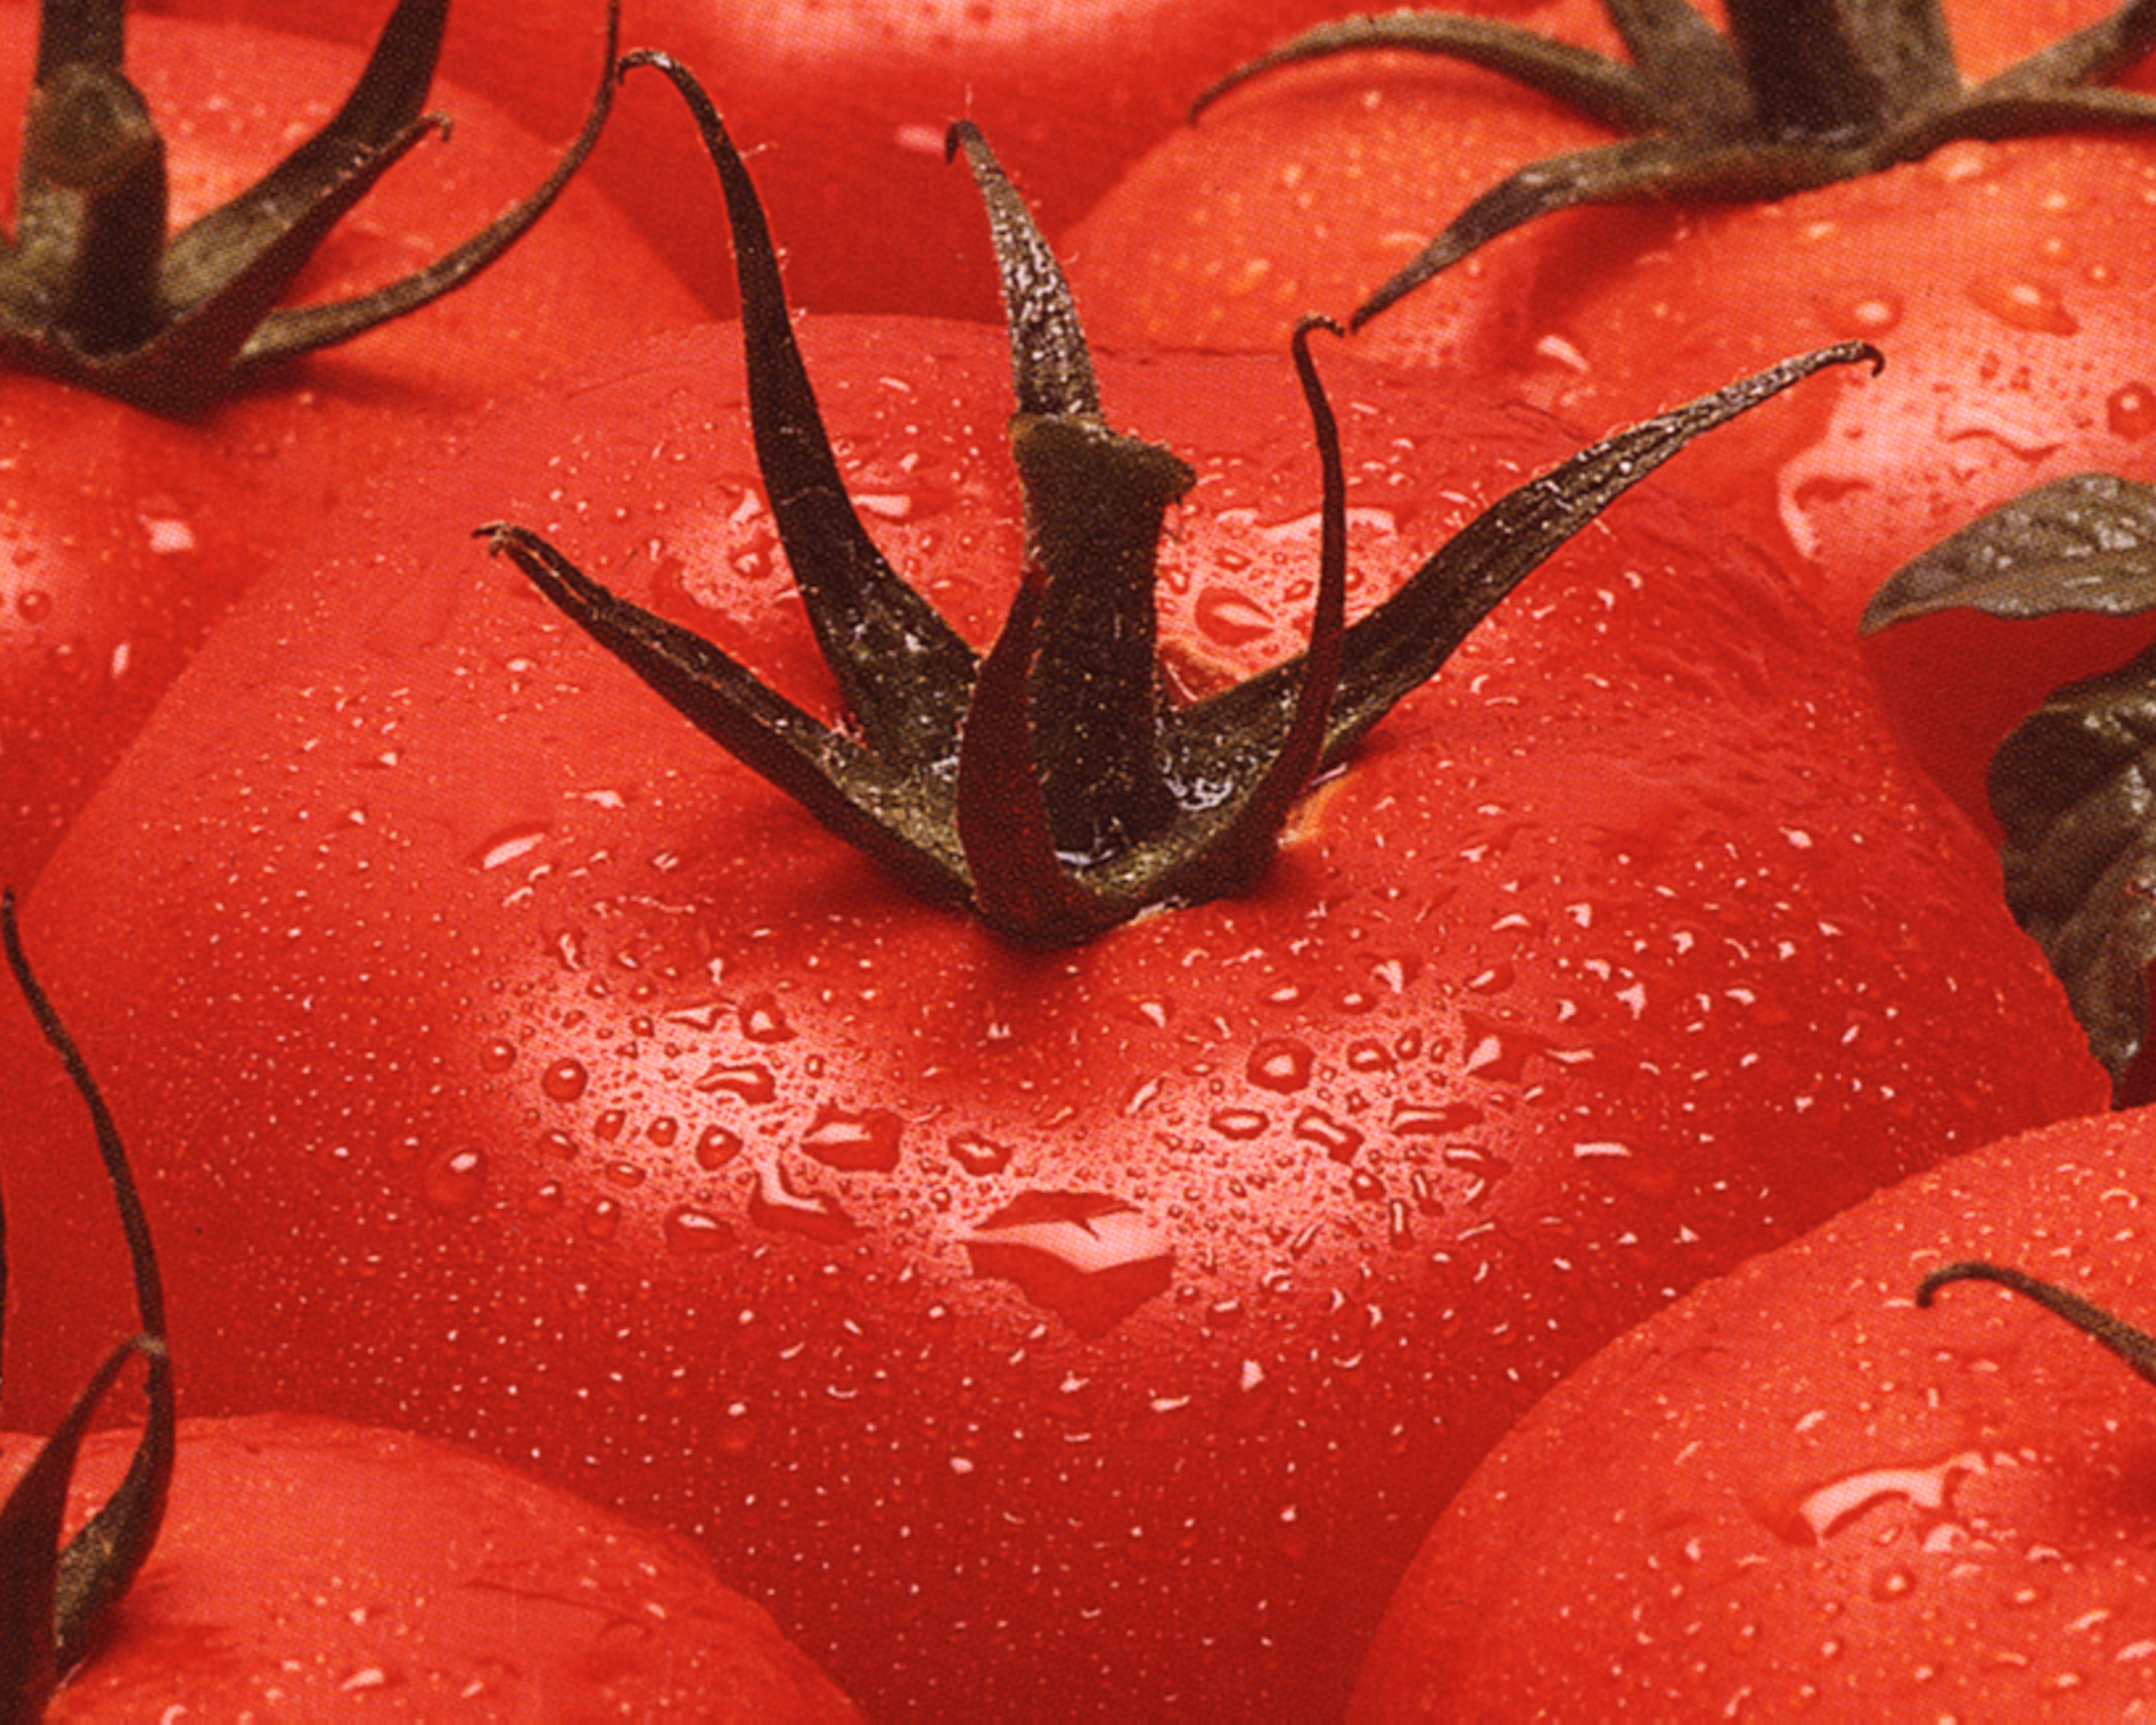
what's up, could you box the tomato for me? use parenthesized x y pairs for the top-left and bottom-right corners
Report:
(1064, 0), (2156, 642)
(0, 97), (2106, 1716)
(0, 1412), (862, 1716)
(0, 0), (702, 883)
(140, 0), (1542, 320)
(1350, 1103), (2156, 1717)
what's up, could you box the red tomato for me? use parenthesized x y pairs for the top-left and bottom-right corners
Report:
(0, 3), (702, 882)
(141, 0), (1543, 320)
(1, 1412), (860, 1717)
(1350, 1103), (2156, 1717)
(0, 296), (2104, 1716)
(1064, 0), (2156, 643)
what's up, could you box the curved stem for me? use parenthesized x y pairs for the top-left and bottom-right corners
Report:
(1918, 1260), (2156, 1389)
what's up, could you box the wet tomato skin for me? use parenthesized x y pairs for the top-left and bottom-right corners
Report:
(0, 6), (702, 883)
(0, 321), (2105, 1719)
(6, 1413), (861, 1718)
(1353, 1104), (2156, 1718)
(139, 0), (1542, 320)
(1062, 0), (2156, 832)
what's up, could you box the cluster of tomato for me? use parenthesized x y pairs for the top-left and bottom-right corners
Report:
(6, 0), (2156, 1715)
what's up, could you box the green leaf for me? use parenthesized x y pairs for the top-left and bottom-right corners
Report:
(1989, 638), (2156, 1103)
(1863, 473), (2156, 632)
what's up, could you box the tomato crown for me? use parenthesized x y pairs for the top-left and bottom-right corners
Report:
(1197, 0), (2156, 326)
(0, 0), (620, 415)
(486, 52), (1872, 947)
(0, 891), (172, 1711)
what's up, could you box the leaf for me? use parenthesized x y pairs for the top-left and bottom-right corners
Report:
(1989, 638), (2156, 1102)
(1862, 472), (2156, 632)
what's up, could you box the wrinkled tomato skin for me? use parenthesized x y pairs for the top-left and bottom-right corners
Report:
(141, 0), (1541, 321)
(1353, 1105), (2156, 1717)
(2, 1414), (862, 1718)
(0, 6), (701, 883)
(0, 323), (2105, 1719)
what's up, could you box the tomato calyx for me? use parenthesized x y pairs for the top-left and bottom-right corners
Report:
(1918, 1260), (2156, 1386)
(0, 0), (622, 415)
(0, 891), (173, 1713)
(484, 52), (1875, 946)
(1196, 1), (2156, 326)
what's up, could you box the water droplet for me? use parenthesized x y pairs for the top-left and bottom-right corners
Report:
(591, 1108), (627, 1143)
(540, 1057), (589, 1103)
(469, 822), (550, 873)
(1247, 1038), (1315, 1093)
(694, 1061), (778, 1103)
(1295, 1108), (1363, 1164)
(2109, 382), (2156, 441)
(965, 1191), (1174, 1338)
(799, 1104), (904, 1172)
(1196, 586), (1275, 647)
(478, 1038), (517, 1073)
(1209, 1108), (1271, 1141)
(740, 993), (796, 1043)
(694, 1123), (743, 1169)
(1825, 292), (1903, 339)
(747, 1162), (855, 1242)
(664, 1205), (737, 1253)
(583, 1197), (622, 1241)
(14, 588), (51, 622)
(645, 1115), (680, 1147)
(1390, 1100), (1485, 1136)
(949, 1131), (1013, 1176)
(1786, 1450), (1987, 1545)
(1966, 276), (2079, 336)
(423, 1148), (485, 1210)
(1871, 1565), (1917, 1602)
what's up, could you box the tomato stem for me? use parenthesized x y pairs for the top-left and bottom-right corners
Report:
(0, 0), (622, 413)
(487, 57), (1876, 944)
(0, 888), (175, 1701)
(1919, 1260), (2156, 1388)
(1195, 1), (2156, 328)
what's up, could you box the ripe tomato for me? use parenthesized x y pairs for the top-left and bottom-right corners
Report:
(1065, 0), (2156, 640)
(0, 1), (702, 883)
(1350, 1103), (2156, 1717)
(1, 1412), (861, 1717)
(0, 299), (2104, 1717)
(141, 0), (1540, 320)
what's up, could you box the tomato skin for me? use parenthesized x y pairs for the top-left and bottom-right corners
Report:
(0, 6), (703, 884)
(0, 321), (2105, 1718)
(1, 1412), (860, 1718)
(140, 0), (1543, 321)
(1064, 1), (2156, 660)
(1350, 1104), (2156, 1717)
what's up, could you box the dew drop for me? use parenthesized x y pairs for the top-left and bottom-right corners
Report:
(1824, 292), (1902, 338)
(423, 1148), (486, 1211)
(965, 1191), (1174, 1338)
(1196, 586), (1276, 648)
(583, 1197), (622, 1241)
(1295, 1108), (1363, 1164)
(477, 1038), (517, 1073)
(747, 1162), (855, 1242)
(540, 1057), (589, 1103)
(799, 1103), (904, 1172)
(469, 822), (550, 872)
(740, 993), (796, 1043)
(949, 1131), (1013, 1176)
(664, 1205), (737, 1254)
(1966, 276), (2079, 336)
(14, 588), (51, 622)
(645, 1114), (680, 1148)
(591, 1108), (627, 1144)
(2109, 382), (2156, 441)
(1209, 1108), (1271, 1141)
(695, 1061), (778, 1104)
(1247, 1038), (1315, 1093)
(694, 1123), (744, 1169)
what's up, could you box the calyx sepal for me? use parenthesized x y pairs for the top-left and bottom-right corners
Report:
(1196, 1), (2156, 326)
(485, 53), (1874, 946)
(0, 0), (622, 414)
